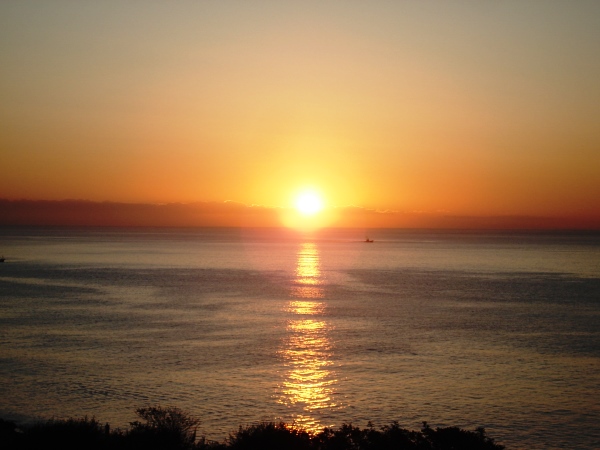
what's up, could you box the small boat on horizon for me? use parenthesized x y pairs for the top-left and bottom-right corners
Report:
(365, 237), (374, 243)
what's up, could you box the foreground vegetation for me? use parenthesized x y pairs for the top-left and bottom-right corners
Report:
(1, 406), (504, 450)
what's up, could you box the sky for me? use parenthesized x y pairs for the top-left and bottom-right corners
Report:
(1, 1), (599, 228)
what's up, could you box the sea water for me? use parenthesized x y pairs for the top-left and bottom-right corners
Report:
(0, 227), (599, 449)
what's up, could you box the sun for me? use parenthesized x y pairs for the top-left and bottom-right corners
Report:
(281, 188), (334, 229)
(295, 191), (324, 216)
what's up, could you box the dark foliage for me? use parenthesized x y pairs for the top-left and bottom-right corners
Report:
(126, 406), (200, 450)
(1, 407), (505, 450)
(226, 422), (312, 450)
(419, 422), (503, 450)
(0, 418), (23, 450)
(4, 416), (113, 450)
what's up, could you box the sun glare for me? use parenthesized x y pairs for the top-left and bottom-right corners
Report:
(281, 188), (333, 229)
(295, 191), (324, 216)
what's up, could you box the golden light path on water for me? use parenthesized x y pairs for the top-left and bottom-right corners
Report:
(278, 242), (338, 434)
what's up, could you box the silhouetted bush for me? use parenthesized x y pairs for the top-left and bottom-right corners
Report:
(199, 420), (504, 450)
(1, 406), (505, 450)
(312, 421), (426, 450)
(0, 418), (24, 450)
(306, 421), (504, 450)
(14, 416), (112, 450)
(419, 422), (503, 450)
(126, 406), (200, 450)
(226, 422), (312, 450)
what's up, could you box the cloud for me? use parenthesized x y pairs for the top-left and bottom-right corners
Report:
(0, 199), (598, 229)
(0, 199), (279, 227)
(331, 205), (599, 229)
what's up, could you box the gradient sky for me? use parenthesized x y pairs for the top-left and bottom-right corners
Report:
(1, 1), (599, 227)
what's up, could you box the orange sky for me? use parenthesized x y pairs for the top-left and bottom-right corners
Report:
(1, 2), (599, 228)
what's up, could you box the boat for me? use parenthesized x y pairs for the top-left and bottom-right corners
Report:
(0, 256), (4, 262)
(365, 237), (374, 243)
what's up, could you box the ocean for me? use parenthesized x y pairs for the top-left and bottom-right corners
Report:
(0, 227), (599, 449)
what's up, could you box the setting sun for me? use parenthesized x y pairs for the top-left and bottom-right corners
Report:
(295, 191), (324, 216)
(280, 189), (334, 230)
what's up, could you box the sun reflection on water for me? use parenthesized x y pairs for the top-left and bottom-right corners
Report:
(278, 243), (338, 434)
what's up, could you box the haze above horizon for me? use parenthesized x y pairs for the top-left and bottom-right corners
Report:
(1, 2), (599, 229)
